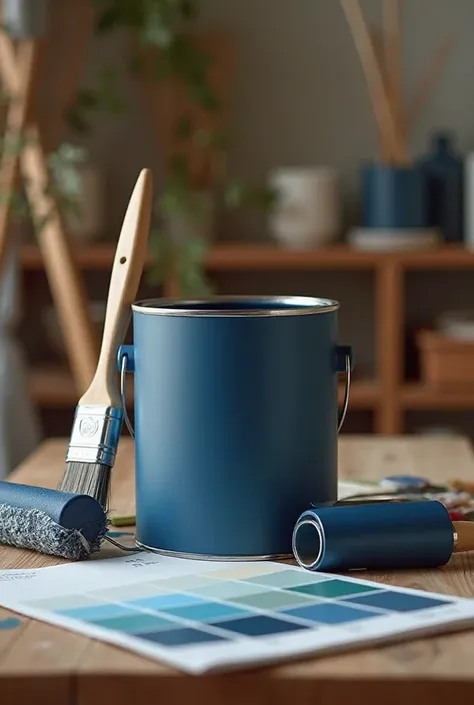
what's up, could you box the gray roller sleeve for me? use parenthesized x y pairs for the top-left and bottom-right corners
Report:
(0, 504), (105, 560)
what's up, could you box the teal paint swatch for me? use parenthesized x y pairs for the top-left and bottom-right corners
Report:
(289, 579), (382, 599)
(283, 602), (380, 624)
(90, 613), (177, 634)
(161, 601), (248, 622)
(57, 603), (136, 621)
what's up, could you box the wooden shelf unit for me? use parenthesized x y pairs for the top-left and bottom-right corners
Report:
(21, 242), (474, 434)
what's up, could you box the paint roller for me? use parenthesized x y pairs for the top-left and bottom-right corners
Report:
(0, 481), (109, 560)
(292, 500), (474, 572)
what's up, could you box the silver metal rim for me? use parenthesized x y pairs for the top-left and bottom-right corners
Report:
(132, 295), (339, 317)
(135, 539), (292, 562)
(292, 517), (324, 570)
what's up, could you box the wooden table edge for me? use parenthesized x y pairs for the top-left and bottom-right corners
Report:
(4, 672), (473, 705)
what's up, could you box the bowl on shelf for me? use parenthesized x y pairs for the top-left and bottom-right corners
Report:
(43, 301), (106, 360)
(436, 311), (474, 341)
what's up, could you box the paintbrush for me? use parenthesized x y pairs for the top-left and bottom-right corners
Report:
(58, 169), (153, 508)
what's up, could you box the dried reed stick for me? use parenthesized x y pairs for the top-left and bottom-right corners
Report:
(406, 33), (455, 136)
(383, 0), (405, 153)
(341, 0), (407, 165)
(371, 26), (391, 162)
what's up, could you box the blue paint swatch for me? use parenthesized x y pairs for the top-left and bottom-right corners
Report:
(139, 627), (229, 647)
(0, 617), (22, 630)
(283, 602), (380, 625)
(125, 593), (207, 611)
(161, 601), (248, 622)
(57, 603), (136, 621)
(214, 615), (310, 637)
(343, 590), (452, 613)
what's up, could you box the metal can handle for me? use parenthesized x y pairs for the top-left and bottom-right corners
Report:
(119, 344), (352, 438)
(338, 351), (351, 433)
(120, 354), (135, 439)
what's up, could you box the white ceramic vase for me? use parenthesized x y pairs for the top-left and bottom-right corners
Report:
(268, 167), (341, 249)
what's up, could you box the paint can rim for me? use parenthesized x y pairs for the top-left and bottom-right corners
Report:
(132, 295), (339, 318)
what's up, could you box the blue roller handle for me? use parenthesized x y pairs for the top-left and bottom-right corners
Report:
(0, 481), (107, 543)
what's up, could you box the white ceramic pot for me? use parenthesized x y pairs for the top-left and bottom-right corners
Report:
(3, 0), (49, 38)
(268, 167), (341, 249)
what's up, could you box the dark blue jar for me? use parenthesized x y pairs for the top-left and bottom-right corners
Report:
(361, 163), (428, 229)
(418, 132), (464, 242)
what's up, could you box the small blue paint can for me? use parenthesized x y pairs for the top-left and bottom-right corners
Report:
(119, 296), (352, 559)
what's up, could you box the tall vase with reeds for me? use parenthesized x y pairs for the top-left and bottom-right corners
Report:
(342, 0), (455, 238)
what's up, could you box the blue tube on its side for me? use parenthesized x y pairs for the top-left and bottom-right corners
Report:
(0, 481), (107, 543)
(292, 500), (454, 572)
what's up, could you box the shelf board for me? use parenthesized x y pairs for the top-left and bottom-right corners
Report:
(399, 245), (474, 269)
(20, 243), (380, 271)
(29, 366), (378, 410)
(401, 383), (474, 409)
(20, 243), (474, 272)
(206, 244), (379, 270)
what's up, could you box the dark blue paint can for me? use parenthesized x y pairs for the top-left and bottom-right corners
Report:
(119, 296), (351, 559)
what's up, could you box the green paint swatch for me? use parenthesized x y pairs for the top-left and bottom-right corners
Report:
(232, 590), (315, 610)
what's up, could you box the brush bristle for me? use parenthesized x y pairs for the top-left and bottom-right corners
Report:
(59, 462), (111, 509)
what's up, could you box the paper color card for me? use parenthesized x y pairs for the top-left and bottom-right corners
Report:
(1, 554), (474, 674)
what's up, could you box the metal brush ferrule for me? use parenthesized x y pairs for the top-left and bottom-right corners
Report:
(66, 406), (123, 466)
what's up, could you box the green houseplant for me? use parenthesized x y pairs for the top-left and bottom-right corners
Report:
(64, 0), (274, 296)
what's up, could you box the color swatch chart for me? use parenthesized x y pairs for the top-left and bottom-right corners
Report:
(2, 554), (474, 674)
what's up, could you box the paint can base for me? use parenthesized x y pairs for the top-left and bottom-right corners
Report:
(135, 540), (292, 562)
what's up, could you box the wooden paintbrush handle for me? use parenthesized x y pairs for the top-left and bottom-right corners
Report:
(81, 169), (154, 407)
(452, 521), (474, 553)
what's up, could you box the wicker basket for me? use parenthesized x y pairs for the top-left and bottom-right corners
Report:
(417, 329), (474, 388)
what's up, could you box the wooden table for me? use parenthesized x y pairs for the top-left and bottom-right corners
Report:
(2, 436), (474, 705)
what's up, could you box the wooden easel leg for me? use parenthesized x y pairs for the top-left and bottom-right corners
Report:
(0, 40), (39, 274)
(0, 32), (99, 393)
(21, 126), (100, 391)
